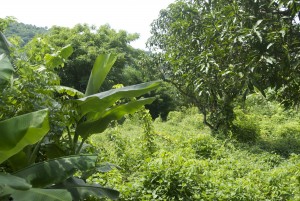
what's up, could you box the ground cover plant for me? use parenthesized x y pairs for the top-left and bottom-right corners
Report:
(90, 103), (300, 200)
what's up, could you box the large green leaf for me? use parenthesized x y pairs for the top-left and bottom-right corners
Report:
(52, 85), (84, 98)
(13, 155), (97, 188)
(0, 53), (14, 85)
(0, 32), (11, 55)
(11, 188), (72, 201)
(85, 53), (117, 96)
(0, 109), (49, 164)
(75, 81), (161, 117)
(0, 173), (71, 201)
(0, 32), (14, 85)
(52, 177), (119, 200)
(45, 45), (73, 68)
(59, 44), (73, 59)
(0, 173), (31, 197)
(76, 97), (156, 138)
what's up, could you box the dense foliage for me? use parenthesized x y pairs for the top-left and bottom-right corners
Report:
(5, 22), (48, 44)
(1, 0), (300, 199)
(28, 24), (142, 92)
(0, 20), (160, 200)
(90, 100), (300, 200)
(149, 0), (300, 133)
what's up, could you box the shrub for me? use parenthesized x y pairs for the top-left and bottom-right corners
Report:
(188, 134), (221, 159)
(232, 109), (260, 143)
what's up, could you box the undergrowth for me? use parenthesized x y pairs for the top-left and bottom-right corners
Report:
(90, 97), (300, 200)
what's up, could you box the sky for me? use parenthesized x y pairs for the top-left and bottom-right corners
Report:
(1, 0), (175, 49)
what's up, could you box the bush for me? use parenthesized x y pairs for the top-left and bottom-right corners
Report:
(188, 134), (221, 159)
(232, 109), (260, 143)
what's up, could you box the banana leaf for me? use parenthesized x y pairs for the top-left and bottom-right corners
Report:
(14, 155), (97, 188)
(0, 109), (49, 164)
(85, 53), (117, 96)
(51, 177), (119, 200)
(76, 97), (156, 138)
(74, 81), (161, 118)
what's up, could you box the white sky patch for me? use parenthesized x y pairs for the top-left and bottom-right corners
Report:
(1, 0), (175, 49)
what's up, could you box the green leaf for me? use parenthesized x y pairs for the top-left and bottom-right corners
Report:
(254, 30), (262, 43)
(52, 177), (119, 200)
(44, 53), (63, 68)
(11, 188), (72, 201)
(0, 32), (14, 85)
(0, 109), (49, 164)
(13, 155), (97, 188)
(76, 97), (156, 138)
(0, 173), (31, 194)
(0, 53), (14, 85)
(253, 19), (263, 29)
(60, 45), (73, 59)
(85, 53), (117, 96)
(44, 45), (73, 69)
(52, 85), (84, 98)
(0, 32), (11, 55)
(75, 81), (161, 117)
(7, 150), (29, 171)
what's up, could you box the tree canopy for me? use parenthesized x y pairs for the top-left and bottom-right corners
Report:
(149, 0), (300, 132)
(26, 24), (144, 92)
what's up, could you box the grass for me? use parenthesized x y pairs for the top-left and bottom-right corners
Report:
(89, 99), (300, 200)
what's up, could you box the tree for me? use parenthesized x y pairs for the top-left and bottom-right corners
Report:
(0, 17), (15, 32)
(27, 24), (143, 92)
(149, 0), (300, 133)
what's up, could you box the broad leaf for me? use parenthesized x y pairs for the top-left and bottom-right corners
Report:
(11, 188), (72, 201)
(0, 32), (11, 55)
(52, 177), (119, 200)
(0, 173), (31, 197)
(14, 155), (97, 188)
(76, 97), (156, 138)
(0, 53), (14, 85)
(75, 81), (161, 117)
(60, 44), (73, 59)
(45, 45), (73, 68)
(0, 32), (14, 85)
(0, 109), (49, 164)
(53, 85), (84, 98)
(85, 53), (117, 96)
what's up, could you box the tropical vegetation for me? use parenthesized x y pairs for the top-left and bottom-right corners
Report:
(0, 0), (300, 200)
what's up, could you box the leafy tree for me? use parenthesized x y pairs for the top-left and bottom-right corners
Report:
(149, 0), (300, 133)
(28, 24), (143, 92)
(135, 52), (186, 120)
(0, 17), (15, 32)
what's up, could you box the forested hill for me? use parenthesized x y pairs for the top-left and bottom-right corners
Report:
(4, 22), (48, 44)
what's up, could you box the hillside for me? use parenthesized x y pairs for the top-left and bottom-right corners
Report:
(4, 22), (48, 44)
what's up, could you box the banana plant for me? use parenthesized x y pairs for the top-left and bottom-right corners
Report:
(62, 53), (161, 154)
(0, 30), (160, 200)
